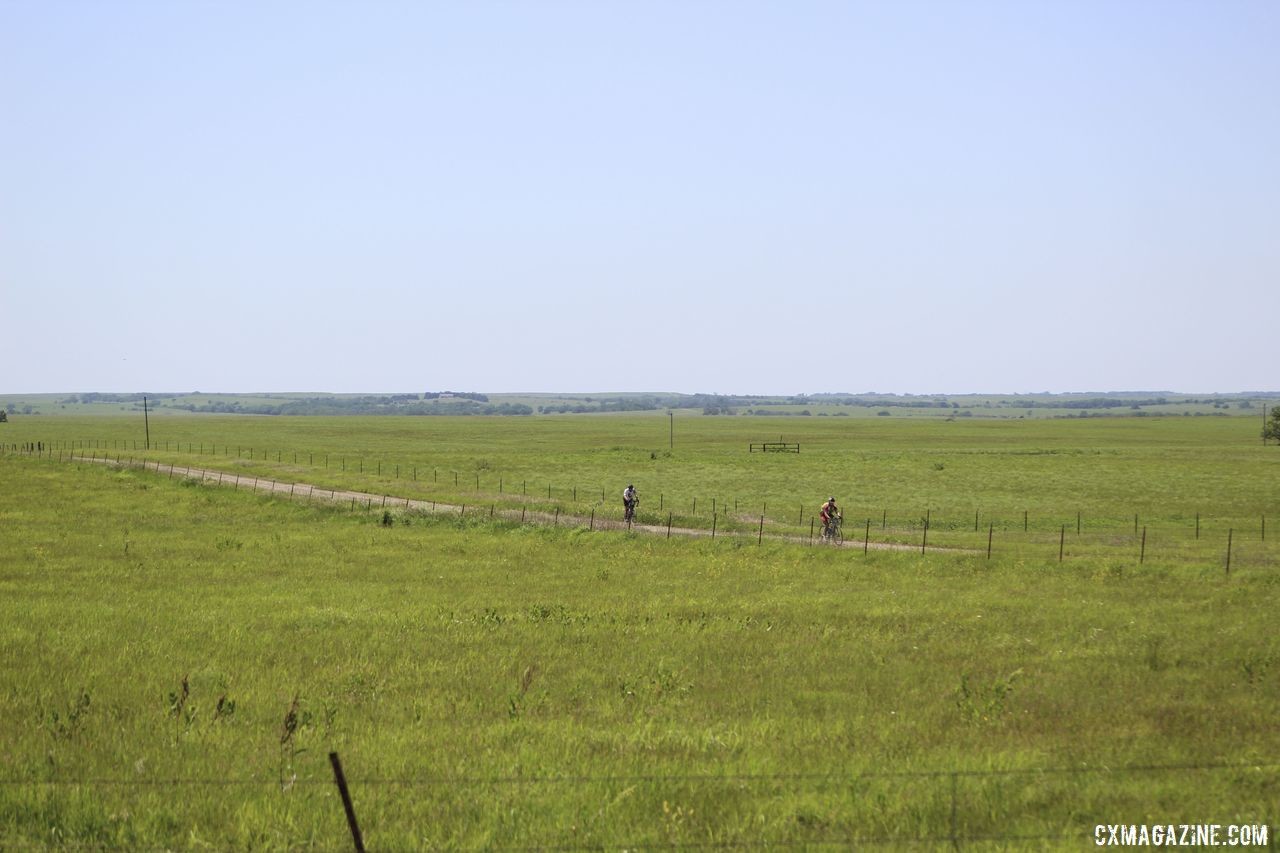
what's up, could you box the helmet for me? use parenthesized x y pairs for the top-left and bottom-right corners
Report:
(628, 484), (634, 489)
(828, 496), (836, 502)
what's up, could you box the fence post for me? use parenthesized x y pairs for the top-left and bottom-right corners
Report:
(987, 522), (993, 559)
(667, 513), (672, 539)
(711, 514), (717, 539)
(589, 508), (594, 530)
(757, 515), (764, 545)
(864, 518), (870, 555)
(327, 752), (365, 853)
(949, 772), (959, 852)
(1059, 525), (1065, 562)
(1140, 526), (1147, 564)
(1226, 529), (1233, 575)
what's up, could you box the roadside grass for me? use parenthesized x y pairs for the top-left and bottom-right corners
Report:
(1, 455), (1277, 847)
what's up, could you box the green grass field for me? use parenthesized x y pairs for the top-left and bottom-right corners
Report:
(1, 413), (1277, 848)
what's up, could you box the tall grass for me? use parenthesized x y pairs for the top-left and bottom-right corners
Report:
(0, 453), (1277, 847)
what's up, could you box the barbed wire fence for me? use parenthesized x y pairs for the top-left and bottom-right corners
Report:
(0, 759), (1274, 850)
(3, 440), (1274, 570)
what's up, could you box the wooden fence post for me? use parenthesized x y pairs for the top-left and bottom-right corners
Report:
(327, 752), (365, 852)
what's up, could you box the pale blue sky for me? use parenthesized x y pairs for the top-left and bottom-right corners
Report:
(2, 1), (1276, 394)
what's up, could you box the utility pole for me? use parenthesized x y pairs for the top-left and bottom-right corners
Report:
(143, 396), (150, 450)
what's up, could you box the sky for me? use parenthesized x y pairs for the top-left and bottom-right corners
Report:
(2, 1), (1277, 395)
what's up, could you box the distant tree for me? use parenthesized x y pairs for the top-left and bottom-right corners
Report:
(1265, 406), (1280, 443)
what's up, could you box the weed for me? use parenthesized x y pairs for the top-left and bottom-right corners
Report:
(509, 664), (539, 718)
(1239, 653), (1272, 686)
(44, 689), (90, 741)
(212, 693), (236, 722)
(168, 674), (193, 741)
(954, 669), (1023, 724)
(1145, 636), (1166, 672)
(278, 693), (306, 791)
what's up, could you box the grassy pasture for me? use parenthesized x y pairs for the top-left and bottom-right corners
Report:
(6, 411), (1278, 554)
(1, 445), (1278, 848)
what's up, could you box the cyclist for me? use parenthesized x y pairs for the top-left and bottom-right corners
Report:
(820, 496), (841, 539)
(622, 484), (639, 521)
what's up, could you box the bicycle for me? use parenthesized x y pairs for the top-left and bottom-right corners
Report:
(624, 498), (638, 523)
(821, 514), (843, 544)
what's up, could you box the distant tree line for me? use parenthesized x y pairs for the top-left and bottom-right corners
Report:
(166, 396), (528, 416)
(60, 393), (183, 404)
(53, 391), (522, 416)
(538, 394), (812, 414)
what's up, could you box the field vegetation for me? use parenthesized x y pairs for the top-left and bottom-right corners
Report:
(1, 412), (1277, 847)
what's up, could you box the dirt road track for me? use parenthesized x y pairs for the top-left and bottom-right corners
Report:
(58, 452), (931, 553)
